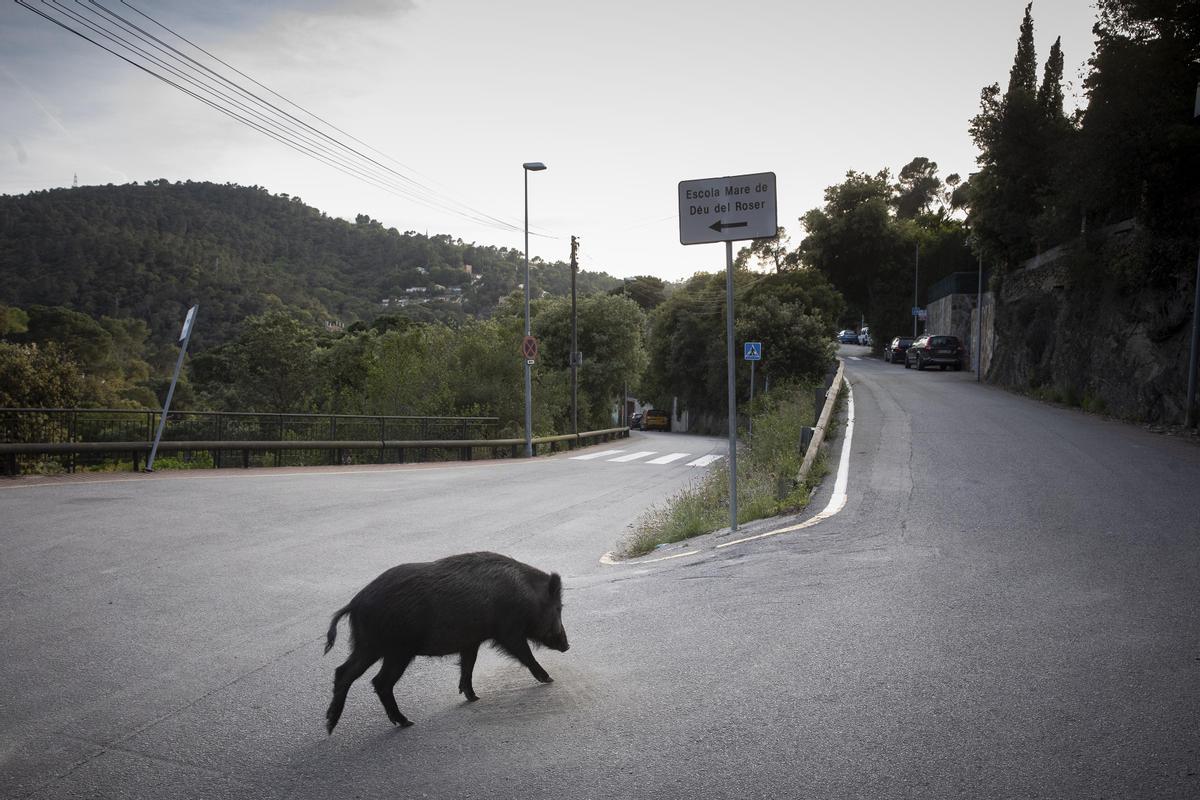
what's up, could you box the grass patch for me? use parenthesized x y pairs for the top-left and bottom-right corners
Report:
(145, 451), (215, 470)
(620, 382), (831, 558)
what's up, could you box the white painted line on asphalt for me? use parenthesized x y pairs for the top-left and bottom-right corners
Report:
(570, 449), (626, 460)
(687, 455), (724, 467)
(848, 356), (861, 360)
(608, 451), (657, 463)
(0, 458), (539, 491)
(600, 548), (701, 565)
(716, 383), (855, 549)
(646, 452), (691, 465)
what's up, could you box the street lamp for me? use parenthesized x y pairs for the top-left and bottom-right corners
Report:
(522, 161), (546, 457)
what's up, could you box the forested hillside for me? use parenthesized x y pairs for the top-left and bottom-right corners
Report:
(0, 180), (619, 349)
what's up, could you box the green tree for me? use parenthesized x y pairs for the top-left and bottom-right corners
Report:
(734, 227), (799, 273)
(968, 4), (1077, 267)
(1009, 2), (1038, 95)
(642, 267), (841, 423)
(220, 312), (319, 412)
(533, 293), (649, 429)
(0, 342), (85, 408)
(609, 275), (668, 310)
(799, 170), (902, 325)
(314, 331), (375, 414)
(734, 296), (835, 386)
(444, 316), (529, 435)
(1065, 0), (1200, 248)
(642, 272), (731, 418)
(364, 324), (456, 417)
(0, 305), (29, 336)
(892, 158), (944, 220)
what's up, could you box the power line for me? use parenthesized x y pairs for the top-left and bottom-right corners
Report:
(16, 0), (553, 238)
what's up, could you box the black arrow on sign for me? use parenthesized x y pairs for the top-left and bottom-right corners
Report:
(709, 220), (748, 233)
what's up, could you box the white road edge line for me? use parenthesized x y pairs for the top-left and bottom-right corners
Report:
(715, 382), (854, 548)
(599, 548), (700, 565)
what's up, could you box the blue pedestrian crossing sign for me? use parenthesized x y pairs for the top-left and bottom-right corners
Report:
(743, 341), (762, 361)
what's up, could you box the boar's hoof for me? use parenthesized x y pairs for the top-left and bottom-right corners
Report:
(395, 718), (414, 728)
(463, 691), (479, 702)
(537, 674), (554, 684)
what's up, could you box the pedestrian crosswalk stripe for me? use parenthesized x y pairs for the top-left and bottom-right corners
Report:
(608, 451), (657, 463)
(687, 455), (724, 467)
(570, 449), (625, 460)
(646, 452), (691, 465)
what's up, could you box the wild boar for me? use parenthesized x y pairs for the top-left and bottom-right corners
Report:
(323, 551), (569, 733)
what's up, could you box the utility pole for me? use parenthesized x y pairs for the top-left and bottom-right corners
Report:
(1187, 84), (1200, 427)
(570, 235), (579, 435)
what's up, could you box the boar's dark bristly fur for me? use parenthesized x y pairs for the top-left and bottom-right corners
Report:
(323, 551), (569, 734)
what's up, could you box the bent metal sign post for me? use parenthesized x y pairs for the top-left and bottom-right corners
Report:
(677, 172), (777, 534)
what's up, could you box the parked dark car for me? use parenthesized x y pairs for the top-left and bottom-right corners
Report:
(837, 329), (859, 344)
(641, 409), (670, 431)
(905, 334), (965, 371)
(884, 336), (914, 363)
(628, 411), (643, 430)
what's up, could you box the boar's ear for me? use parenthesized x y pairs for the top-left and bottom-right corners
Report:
(548, 573), (562, 601)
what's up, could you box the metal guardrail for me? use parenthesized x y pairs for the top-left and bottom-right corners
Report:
(0, 407), (629, 475)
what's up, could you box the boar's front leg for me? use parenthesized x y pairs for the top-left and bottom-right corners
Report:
(372, 653), (415, 728)
(459, 644), (480, 701)
(498, 635), (552, 684)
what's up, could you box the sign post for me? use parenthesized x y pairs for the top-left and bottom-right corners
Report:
(679, 173), (777, 533)
(146, 304), (197, 472)
(744, 341), (762, 442)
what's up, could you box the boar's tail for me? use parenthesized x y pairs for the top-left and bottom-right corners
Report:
(324, 605), (351, 655)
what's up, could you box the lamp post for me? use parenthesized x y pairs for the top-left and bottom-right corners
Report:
(522, 161), (546, 457)
(912, 242), (920, 338)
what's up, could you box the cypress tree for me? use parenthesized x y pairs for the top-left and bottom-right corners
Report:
(1037, 36), (1065, 120)
(1008, 3), (1038, 97)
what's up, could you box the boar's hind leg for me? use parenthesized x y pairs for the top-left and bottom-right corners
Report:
(498, 636), (552, 684)
(459, 644), (480, 701)
(372, 653), (415, 728)
(326, 651), (375, 734)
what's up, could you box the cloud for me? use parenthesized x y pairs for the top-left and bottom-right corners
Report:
(115, 0), (417, 27)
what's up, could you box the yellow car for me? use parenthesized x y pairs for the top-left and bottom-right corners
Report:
(641, 409), (670, 431)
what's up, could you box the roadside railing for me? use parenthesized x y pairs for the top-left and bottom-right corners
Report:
(0, 408), (629, 475)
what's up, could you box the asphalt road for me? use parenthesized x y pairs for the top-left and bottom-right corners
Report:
(3, 355), (1199, 799)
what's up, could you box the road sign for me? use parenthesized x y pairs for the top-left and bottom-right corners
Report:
(179, 305), (197, 342)
(743, 341), (762, 361)
(521, 335), (538, 361)
(678, 172), (777, 245)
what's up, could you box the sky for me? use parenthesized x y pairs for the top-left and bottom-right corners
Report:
(1, 0), (1100, 283)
